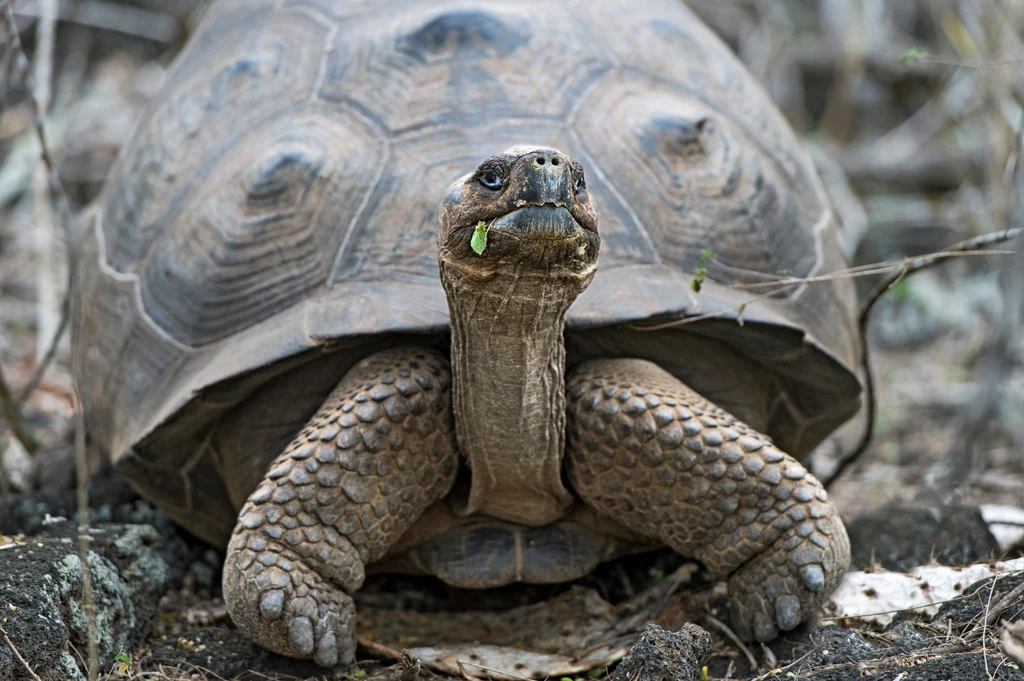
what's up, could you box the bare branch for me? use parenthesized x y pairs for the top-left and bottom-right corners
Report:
(0, 623), (44, 681)
(1, 1), (76, 403)
(74, 404), (98, 681)
(704, 614), (758, 674)
(822, 227), (1023, 489)
(31, 0), (60, 368)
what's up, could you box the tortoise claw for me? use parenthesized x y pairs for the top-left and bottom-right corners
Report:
(223, 532), (357, 667)
(725, 504), (849, 641)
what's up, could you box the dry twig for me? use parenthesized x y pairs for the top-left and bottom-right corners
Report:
(823, 226), (1022, 488)
(1, 0), (76, 406)
(31, 0), (59, 368)
(704, 614), (758, 674)
(358, 638), (463, 679)
(984, 577), (1024, 628)
(74, 404), (97, 680)
(0, 622), (44, 681)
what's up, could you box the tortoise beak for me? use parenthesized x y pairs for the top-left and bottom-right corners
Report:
(489, 204), (581, 240)
(488, 148), (582, 240)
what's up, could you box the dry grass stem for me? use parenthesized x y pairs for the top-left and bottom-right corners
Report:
(457, 659), (530, 681)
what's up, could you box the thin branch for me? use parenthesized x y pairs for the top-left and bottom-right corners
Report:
(858, 228), (1022, 320)
(0, 623), (44, 681)
(2, 0), (76, 407)
(704, 614), (758, 674)
(631, 242), (1017, 334)
(357, 637), (463, 678)
(726, 249), (1015, 290)
(458, 659), (530, 681)
(822, 225), (1023, 488)
(984, 578), (1024, 628)
(74, 404), (98, 681)
(31, 0), (60, 367)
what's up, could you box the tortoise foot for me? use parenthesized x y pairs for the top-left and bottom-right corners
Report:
(565, 358), (850, 642)
(725, 515), (842, 642)
(223, 538), (356, 666)
(223, 346), (459, 665)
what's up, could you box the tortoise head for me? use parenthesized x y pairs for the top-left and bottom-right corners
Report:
(438, 146), (600, 292)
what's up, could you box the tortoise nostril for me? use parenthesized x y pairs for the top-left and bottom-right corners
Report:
(533, 153), (564, 168)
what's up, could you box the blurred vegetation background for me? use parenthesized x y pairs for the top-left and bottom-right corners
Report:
(0, 0), (1022, 521)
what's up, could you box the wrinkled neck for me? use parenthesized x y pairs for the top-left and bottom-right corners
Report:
(441, 262), (579, 525)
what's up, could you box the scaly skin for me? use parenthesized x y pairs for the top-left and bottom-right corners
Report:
(565, 358), (850, 642)
(222, 347), (458, 666)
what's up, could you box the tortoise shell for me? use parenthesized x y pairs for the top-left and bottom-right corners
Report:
(71, 0), (862, 546)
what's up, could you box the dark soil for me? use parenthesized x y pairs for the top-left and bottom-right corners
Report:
(145, 628), (328, 680)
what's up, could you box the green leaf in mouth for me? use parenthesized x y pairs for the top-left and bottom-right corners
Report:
(471, 220), (488, 255)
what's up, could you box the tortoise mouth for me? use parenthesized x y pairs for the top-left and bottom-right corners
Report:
(488, 204), (582, 241)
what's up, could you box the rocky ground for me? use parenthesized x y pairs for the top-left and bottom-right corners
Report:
(2, 1), (1024, 680)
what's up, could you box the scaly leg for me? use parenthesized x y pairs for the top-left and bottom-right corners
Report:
(222, 348), (459, 666)
(565, 358), (850, 642)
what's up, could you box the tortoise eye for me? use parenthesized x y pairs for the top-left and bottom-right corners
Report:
(478, 170), (504, 191)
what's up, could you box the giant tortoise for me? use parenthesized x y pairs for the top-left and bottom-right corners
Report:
(71, 0), (863, 667)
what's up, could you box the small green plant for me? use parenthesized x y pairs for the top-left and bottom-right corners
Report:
(588, 669), (604, 678)
(352, 669), (368, 679)
(900, 46), (926, 64)
(776, 268), (793, 276)
(471, 220), (488, 255)
(699, 247), (715, 262)
(691, 267), (707, 292)
(113, 650), (130, 674)
(648, 567), (666, 582)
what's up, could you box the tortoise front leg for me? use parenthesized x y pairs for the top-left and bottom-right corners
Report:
(223, 348), (459, 666)
(565, 358), (850, 642)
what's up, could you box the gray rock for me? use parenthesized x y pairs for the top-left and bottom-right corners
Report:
(881, 621), (933, 652)
(0, 524), (185, 681)
(609, 623), (711, 681)
(846, 503), (999, 571)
